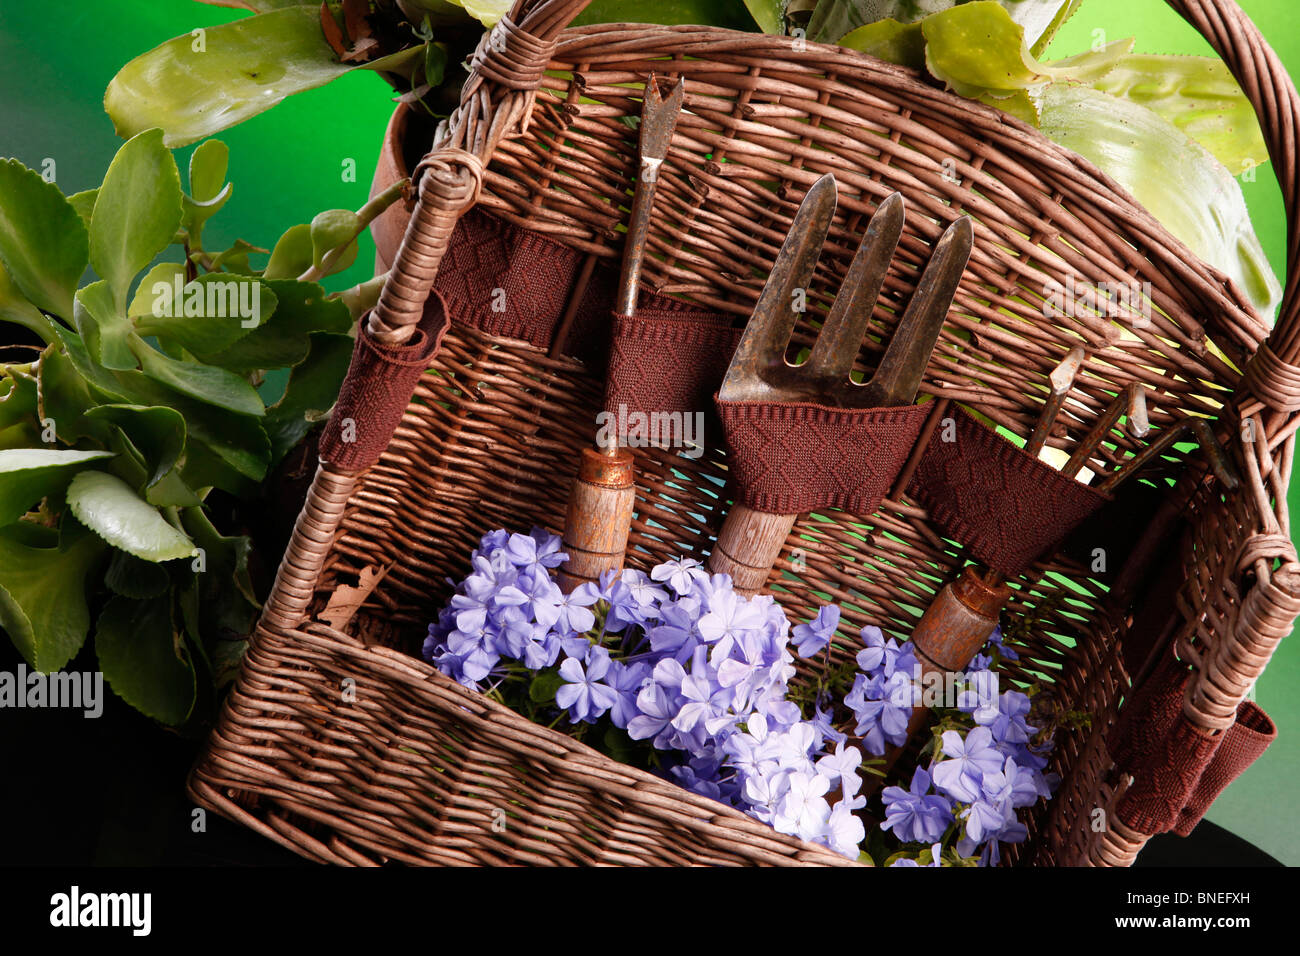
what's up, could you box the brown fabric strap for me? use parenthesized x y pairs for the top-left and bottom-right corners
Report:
(1172, 701), (1276, 837)
(432, 207), (717, 368)
(1107, 646), (1277, 837)
(716, 397), (930, 516)
(905, 407), (1110, 577)
(318, 294), (451, 473)
(605, 311), (740, 417)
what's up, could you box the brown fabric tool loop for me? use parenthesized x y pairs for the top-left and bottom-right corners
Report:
(906, 407), (1110, 576)
(318, 294), (451, 474)
(605, 311), (740, 417)
(1108, 646), (1277, 838)
(716, 397), (929, 516)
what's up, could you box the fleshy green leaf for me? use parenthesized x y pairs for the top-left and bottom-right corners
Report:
(1040, 37), (1136, 84)
(95, 595), (196, 726)
(84, 404), (188, 500)
(89, 129), (184, 310)
(921, 3), (1048, 99)
(181, 506), (260, 642)
(808, 0), (1075, 48)
(184, 139), (233, 244)
(104, 549), (171, 599)
(0, 158), (88, 319)
(573, 0), (758, 29)
(1039, 84), (1282, 324)
(132, 340), (265, 417)
(67, 189), (99, 228)
(263, 223), (313, 280)
(0, 259), (59, 344)
(0, 521), (106, 673)
(309, 208), (361, 272)
(0, 449), (116, 526)
(839, 19), (925, 67)
(105, 7), (425, 147)
(744, 0), (786, 34)
(1090, 55), (1269, 173)
(263, 332), (353, 464)
(133, 274), (276, 356)
(126, 263), (187, 318)
(73, 279), (137, 371)
(214, 279), (352, 374)
(66, 469), (198, 561)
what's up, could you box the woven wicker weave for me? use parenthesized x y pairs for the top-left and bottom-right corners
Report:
(189, 0), (1300, 866)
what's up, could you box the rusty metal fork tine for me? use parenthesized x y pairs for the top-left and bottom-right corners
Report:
(1099, 418), (1241, 494)
(722, 173), (838, 397)
(805, 192), (904, 382)
(865, 216), (973, 406)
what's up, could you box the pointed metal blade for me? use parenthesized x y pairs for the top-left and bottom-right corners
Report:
(865, 215), (973, 406)
(616, 74), (686, 317)
(806, 191), (905, 386)
(720, 173), (839, 401)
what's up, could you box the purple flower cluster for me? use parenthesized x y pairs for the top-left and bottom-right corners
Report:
(876, 645), (1059, 866)
(425, 531), (866, 858)
(428, 530), (1058, 866)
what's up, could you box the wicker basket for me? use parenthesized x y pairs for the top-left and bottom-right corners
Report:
(189, 0), (1300, 866)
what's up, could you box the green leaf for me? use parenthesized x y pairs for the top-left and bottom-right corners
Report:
(423, 41), (447, 88)
(105, 549), (171, 599)
(84, 404), (187, 498)
(263, 223), (313, 280)
(0, 449), (116, 526)
(744, 0), (786, 34)
(839, 19), (925, 68)
(189, 139), (229, 204)
(73, 279), (137, 371)
(1090, 55), (1270, 173)
(67, 189), (99, 228)
(0, 372), (39, 449)
(0, 158), (88, 319)
(183, 139), (233, 244)
(132, 339), (265, 417)
(95, 595), (197, 726)
(134, 274), (276, 356)
(207, 238), (266, 275)
(573, 0), (759, 29)
(105, 7), (426, 147)
(0, 259), (60, 344)
(263, 332), (353, 464)
(807, 0), (1075, 48)
(0, 521), (106, 673)
(89, 130), (184, 310)
(181, 506), (260, 642)
(66, 469), (198, 561)
(214, 279), (352, 374)
(1040, 37), (1136, 85)
(1039, 84), (1282, 324)
(309, 208), (361, 273)
(921, 3), (1047, 99)
(528, 669), (564, 704)
(126, 263), (187, 318)
(34, 341), (110, 446)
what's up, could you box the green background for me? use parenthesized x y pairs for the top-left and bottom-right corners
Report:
(0, 0), (1295, 864)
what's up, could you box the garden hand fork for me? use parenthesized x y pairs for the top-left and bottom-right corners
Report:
(708, 173), (974, 595)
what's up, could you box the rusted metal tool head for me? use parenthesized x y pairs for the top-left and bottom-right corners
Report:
(720, 175), (973, 409)
(615, 73), (686, 319)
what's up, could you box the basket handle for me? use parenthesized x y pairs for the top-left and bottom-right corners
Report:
(366, 0), (594, 347)
(1165, 1), (1300, 373)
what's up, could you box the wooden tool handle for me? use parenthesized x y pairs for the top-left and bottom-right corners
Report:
(708, 503), (797, 597)
(557, 446), (637, 593)
(864, 566), (1012, 794)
